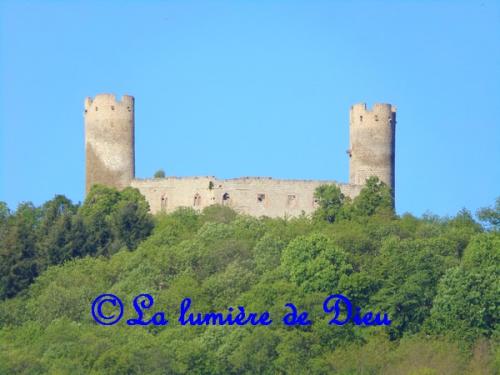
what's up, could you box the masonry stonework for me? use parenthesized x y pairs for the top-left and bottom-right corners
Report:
(85, 94), (135, 192)
(84, 94), (396, 217)
(349, 103), (396, 193)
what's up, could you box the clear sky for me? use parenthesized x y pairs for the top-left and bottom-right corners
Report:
(1, 0), (499, 217)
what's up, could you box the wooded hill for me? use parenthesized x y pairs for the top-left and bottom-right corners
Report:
(0, 178), (498, 374)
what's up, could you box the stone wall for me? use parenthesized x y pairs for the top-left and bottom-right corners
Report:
(131, 177), (363, 217)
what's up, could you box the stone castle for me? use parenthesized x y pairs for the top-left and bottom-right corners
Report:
(84, 94), (396, 217)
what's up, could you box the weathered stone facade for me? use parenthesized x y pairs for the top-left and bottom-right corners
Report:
(349, 103), (396, 196)
(130, 177), (363, 217)
(85, 94), (135, 193)
(85, 94), (396, 217)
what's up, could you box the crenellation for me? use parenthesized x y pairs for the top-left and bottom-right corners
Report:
(85, 94), (134, 115)
(85, 95), (396, 217)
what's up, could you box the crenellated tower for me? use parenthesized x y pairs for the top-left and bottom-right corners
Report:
(84, 94), (135, 193)
(348, 103), (396, 193)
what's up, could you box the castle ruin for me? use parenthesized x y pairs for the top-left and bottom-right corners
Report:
(84, 94), (396, 217)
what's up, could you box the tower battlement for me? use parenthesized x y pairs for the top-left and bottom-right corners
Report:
(350, 103), (396, 124)
(84, 94), (134, 114)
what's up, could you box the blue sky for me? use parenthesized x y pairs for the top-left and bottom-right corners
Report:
(1, 0), (499, 216)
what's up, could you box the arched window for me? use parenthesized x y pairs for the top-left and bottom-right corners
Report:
(222, 192), (230, 205)
(161, 195), (168, 211)
(193, 194), (201, 207)
(313, 197), (319, 208)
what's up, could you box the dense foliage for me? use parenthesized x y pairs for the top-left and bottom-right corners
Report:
(0, 179), (498, 374)
(154, 169), (166, 179)
(0, 185), (154, 299)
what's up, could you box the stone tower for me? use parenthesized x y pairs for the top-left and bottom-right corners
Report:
(348, 103), (396, 193)
(84, 94), (135, 193)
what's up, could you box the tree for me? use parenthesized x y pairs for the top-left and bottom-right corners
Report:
(110, 193), (154, 250)
(349, 176), (394, 218)
(0, 203), (40, 299)
(154, 169), (166, 178)
(281, 233), (352, 292)
(36, 195), (79, 267)
(426, 233), (500, 341)
(201, 204), (237, 224)
(442, 208), (482, 258)
(313, 184), (346, 223)
(477, 197), (500, 231)
(372, 237), (458, 337)
(78, 185), (153, 255)
(0, 202), (10, 248)
(43, 214), (91, 265)
(0, 202), (9, 223)
(253, 233), (285, 274)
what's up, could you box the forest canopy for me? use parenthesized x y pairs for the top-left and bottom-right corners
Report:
(0, 179), (498, 374)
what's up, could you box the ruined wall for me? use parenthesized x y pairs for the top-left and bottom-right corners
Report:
(85, 94), (135, 192)
(131, 177), (363, 217)
(84, 94), (395, 218)
(349, 103), (396, 193)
